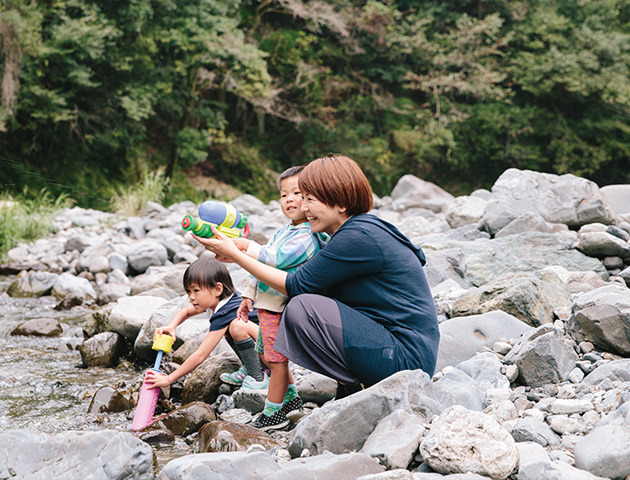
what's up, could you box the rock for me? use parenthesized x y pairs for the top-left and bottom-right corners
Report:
(360, 409), (426, 470)
(51, 271), (97, 304)
(436, 311), (533, 372)
(0, 429), (153, 479)
(181, 352), (240, 405)
(566, 284), (630, 355)
(576, 231), (630, 260)
(419, 405), (519, 479)
(108, 295), (168, 341)
(390, 174), (455, 213)
(87, 386), (134, 414)
(479, 168), (616, 235)
(424, 248), (469, 289)
(7, 271), (59, 297)
(581, 359), (630, 386)
(444, 195), (488, 229)
(494, 212), (559, 238)
(451, 270), (572, 327)
(503, 325), (579, 387)
(155, 401), (216, 436)
(601, 184), (630, 218)
(294, 370), (337, 405)
(78, 331), (126, 367)
(10, 317), (63, 337)
(127, 241), (169, 274)
(157, 451), (280, 480)
(198, 420), (283, 453)
(263, 451), (385, 480)
(510, 417), (560, 447)
(574, 424), (630, 480)
(288, 370), (441, 458)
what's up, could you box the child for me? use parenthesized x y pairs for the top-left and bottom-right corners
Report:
(228, 165), (328, 431)
(144, 257), (267, 392)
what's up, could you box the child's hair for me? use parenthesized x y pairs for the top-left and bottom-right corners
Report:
(277, 165), (304, 190)
(183, 258), (236, 300)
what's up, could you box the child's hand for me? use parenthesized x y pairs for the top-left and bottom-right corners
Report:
(154, 326), (176, 342)
(237, 298), (254, 322)
(144, 370), (170, 389)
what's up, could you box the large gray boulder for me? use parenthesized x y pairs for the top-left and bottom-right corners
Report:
(479, 169), (616, 235)
(574, 424), (630, 480)
(109, 295), (168, 340)
(287, 370), (441, 458)
(157, 451), (280, 480)
(0, 429), (153, 479)
(436, 311), (533, 372)
(390, 174), (455, 213)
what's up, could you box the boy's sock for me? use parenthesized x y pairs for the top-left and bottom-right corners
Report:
(234, 338), (264, 381)
(262, 399), (282, 417)
(283, 384), (298, 403)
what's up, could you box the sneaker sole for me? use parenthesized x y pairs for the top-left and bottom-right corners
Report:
(256, 418), (290, 432)
(220, 376), (245, 386)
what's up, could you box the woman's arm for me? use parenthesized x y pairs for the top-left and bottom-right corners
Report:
(192, 230), (288, 295)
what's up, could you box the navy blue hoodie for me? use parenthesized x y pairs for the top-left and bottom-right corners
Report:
(286, 213), (440, 385)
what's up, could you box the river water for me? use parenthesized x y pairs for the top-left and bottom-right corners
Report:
(0, 275), (191, 472)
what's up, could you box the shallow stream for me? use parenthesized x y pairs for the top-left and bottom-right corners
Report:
(0, 275), (189, 473)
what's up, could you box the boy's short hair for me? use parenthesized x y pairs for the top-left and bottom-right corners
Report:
(277, 165), (304, 190)
(299, 154), (373, 216)
(183, 257), (236, 300)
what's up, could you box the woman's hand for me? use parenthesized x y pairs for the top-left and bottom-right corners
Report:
(237, 297), (254, 322)
(144, 370), (170, 389)
(192, 226), (241, 261)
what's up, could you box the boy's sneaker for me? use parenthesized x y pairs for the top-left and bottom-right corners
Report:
(242, 372), (270, 390)
(220, 365), (247, 386)
(251, 410), (290, 432)
(280, 396), (304, 416)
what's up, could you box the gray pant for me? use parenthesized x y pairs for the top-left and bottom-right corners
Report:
(274, 294), (359, 385)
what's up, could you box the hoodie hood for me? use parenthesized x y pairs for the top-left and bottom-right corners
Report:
(342, 213), (427, 266)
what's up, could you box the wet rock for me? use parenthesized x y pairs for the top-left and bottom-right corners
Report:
(7, 271), (59, 297)
(181, 352), (240, 405)
(136, 427), (175, 445)
(419, 405), (519, 479)
(87, 386), (134, 413)
(79, 331), (126, 367)
(10, 317), (63, 337)
(198, 420), (283, 453)
(155, 401), (216, 436)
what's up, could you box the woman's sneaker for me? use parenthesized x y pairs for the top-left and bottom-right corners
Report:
(280, 396), (304, 416)
(242, 372), (270, 390)
(220, 365), (247, 386)
(251, 410), (290, 432)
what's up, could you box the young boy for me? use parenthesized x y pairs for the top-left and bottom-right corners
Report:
(225, 165), (328, 431)
(144, 257), (266, 392)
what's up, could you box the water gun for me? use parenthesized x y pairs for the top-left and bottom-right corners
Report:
(131, 334), (174, 432)
(181, 200), (249, 239)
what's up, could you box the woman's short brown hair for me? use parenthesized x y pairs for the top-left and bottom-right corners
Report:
(299, 154), (373, 216)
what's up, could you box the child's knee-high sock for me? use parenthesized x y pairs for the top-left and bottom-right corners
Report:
(234, 338), (263, 381)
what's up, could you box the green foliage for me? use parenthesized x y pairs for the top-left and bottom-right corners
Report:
(0, 189), (71, 261)
(1, 0), (630, 214)
(109, 168), (170, 215)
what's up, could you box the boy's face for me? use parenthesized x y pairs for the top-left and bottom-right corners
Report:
(186, 282), (222, 313)
(280, 175), (307, 225)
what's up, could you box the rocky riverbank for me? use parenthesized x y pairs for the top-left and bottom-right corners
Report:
(1, 168), (630, 480)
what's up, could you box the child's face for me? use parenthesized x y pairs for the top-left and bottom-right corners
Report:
(186, 282), (222, 313)
(280, 175), (307, 225)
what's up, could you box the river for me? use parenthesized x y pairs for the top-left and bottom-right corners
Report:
(0, 275), (191, 473)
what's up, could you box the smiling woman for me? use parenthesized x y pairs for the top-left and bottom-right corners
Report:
(194, 154), (440, 399)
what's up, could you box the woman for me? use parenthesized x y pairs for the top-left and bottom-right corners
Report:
(195, 154), (440, 398)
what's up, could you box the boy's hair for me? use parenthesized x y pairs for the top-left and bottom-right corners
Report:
(183, 257), (236, 300)
(299, 154), (373, 216)
(277, 165), (304, 190)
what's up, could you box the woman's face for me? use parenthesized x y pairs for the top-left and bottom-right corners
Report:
(301, 194), (349, 234)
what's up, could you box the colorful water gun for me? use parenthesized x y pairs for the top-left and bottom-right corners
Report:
(181, 200), (249, 239)
(131, 334), (174, 432)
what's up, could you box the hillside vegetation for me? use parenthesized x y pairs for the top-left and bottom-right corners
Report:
(1, 0), (629, 207)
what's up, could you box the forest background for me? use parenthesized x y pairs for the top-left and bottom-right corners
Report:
(1, 0), (630, 212)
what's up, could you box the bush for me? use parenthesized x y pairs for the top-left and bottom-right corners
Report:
(109, 168), (170, 216)
(0, 189), (71, 261)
